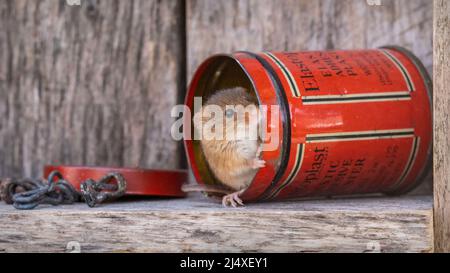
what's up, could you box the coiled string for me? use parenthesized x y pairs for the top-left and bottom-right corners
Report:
(1, 171), (126, 210)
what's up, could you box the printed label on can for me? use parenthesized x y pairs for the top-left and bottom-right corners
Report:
(259, 49), (431, 200)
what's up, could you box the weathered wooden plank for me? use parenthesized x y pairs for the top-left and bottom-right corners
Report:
(186, 0), (433, 194)
(433, 0), (450, 253)
(187, 0), (432, 78)
(0, 195), (433, 253)
(0, 0), (185, 178)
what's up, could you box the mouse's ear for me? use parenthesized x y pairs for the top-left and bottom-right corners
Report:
(233, 86), (248, 93)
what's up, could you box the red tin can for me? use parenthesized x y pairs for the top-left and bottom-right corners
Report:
(184, 46), (432, 202)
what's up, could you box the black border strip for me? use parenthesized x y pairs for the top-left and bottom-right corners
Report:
(391, 137), (420, 190)
(306, 130), (414, 142)
(303, 94), (411, 103)
(264, 52), (301, 97)
(265, 143), (304, 200)
(380, 46), (433, 195)
(381, 49), (415, 92)
(241, 51), (292, 200)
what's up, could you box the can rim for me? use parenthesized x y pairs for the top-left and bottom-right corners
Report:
(183, 53), (270, 194)
(237, 52), (293, 200)
(380, 45), (433, 195)
(184, 53), (291, 201)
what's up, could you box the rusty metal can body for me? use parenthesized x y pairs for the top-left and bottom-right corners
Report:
(185, 47), (432, 202)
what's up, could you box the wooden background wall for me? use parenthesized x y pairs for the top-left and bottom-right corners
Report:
(433, 0), (449, 253)
(0, 0), (186, 177)
(0, 0), (433, 183)
(187, 0), (433, 79)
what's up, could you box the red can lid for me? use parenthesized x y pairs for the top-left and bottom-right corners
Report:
(43, 165), (187, 197)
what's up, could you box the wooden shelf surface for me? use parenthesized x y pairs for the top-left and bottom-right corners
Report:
(0, 194), (433, 253)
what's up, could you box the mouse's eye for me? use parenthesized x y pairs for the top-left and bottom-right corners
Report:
(225, 109), (235, 118)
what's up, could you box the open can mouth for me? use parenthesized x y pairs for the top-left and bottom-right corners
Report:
(183, 53), (288, 202)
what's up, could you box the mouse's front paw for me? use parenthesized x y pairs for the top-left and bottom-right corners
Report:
(251, 158), (266, 169)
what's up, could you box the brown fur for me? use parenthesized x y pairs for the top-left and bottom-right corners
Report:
(193, 87), (261, 191)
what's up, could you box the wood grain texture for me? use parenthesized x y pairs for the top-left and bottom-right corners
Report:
(0, 0), (185, 178)
(0, 195), (433, 253)
(187, 0), (432, 78)
(186, 0), (433, 194)
(433, 0), (450, 253)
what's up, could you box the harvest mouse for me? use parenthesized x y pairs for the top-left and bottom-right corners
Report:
(185, 87), (266, 207)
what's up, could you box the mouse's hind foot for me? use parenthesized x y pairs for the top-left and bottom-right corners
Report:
(222, 189), (246, 208)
